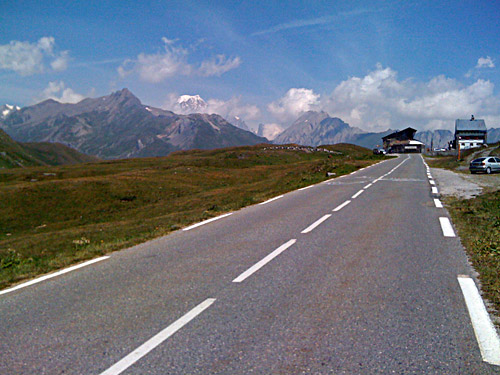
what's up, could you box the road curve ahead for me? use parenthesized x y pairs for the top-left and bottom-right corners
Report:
(1, 154), (499, 374)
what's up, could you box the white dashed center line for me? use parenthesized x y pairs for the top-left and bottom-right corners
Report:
(333, 200), (351, 212)
(351, 190), (364, 199)
(233, 239), (296, 283)
(100, 298), (216, 375)
(364, 183), (373, 189)
(301, 214), (331, 234)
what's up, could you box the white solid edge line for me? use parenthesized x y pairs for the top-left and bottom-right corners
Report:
(301, 214), (331, 234)
(100, 298), (216, 375)
(333, 200), (351, 212)
(258, 195), (284, 205)
(182, 213), (233, 231)
(351, 190), (364, 199)
(439, 217), (456, 237)
(298, 185), (313, 191)
(364, 183), (373, 189)
(457, 276), (500, 366)
(0, 256), (110, 296)
(432, 186), (439, 194)
(233, 239), (296, 283)
(434, 198), (443, 208)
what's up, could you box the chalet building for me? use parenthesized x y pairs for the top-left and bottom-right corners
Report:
(454, 117), (487, 150)
(382, 127), (424, 153)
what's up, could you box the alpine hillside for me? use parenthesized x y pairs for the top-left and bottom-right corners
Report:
(0, 89), (267, 159)
(0, 128), (99, 168)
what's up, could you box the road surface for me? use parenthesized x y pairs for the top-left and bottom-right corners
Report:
(1, 154), (499, 374)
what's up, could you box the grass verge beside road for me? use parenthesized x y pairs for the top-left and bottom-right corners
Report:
(445, 192), (500, 325)
(0, 143), (387, 290)
(425, 144), (500, 325)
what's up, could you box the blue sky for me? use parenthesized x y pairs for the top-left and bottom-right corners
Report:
(1, 0), (499, 132)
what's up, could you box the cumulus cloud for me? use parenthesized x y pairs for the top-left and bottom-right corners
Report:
(0, 37), (69, 75)
(118, 38), (241, 83)
(476, 56), (495, 69)
(321, 64), (500, 131)
(268, 88), (320, 122)
(37, 81), (86, 103)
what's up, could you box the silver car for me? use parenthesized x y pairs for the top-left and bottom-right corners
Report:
(469, 157), (500, 174)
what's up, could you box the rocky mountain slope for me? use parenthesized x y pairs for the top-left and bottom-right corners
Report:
(414, 130), (454, 149)
(0, 128), (98, 168)
(0, 89), (267, 159)
(273, 111), (365, 146)
(488, 128), (500, 144)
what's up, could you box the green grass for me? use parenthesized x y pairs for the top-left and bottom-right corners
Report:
(0, 143), (387, 289)
(445, 192), (500, 323)
(424, 143), (500, 324)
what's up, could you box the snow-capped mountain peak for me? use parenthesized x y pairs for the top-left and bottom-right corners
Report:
(177, 95), (207, 113)
(1, 104), (21, 119)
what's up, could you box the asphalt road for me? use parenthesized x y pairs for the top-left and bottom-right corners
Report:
(1, 154), (499, 374)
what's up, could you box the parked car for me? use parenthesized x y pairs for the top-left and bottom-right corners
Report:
(469, 157), (500, 174)
(372, 148), (386, 155)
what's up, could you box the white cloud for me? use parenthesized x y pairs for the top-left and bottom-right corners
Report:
(321, 64), (500, 132)
(258, 123), (283, 140)
(164, 93), (260, 123)
(37, 81), (86, 104)
(118, 38), (241, 83)
(0, 37), (69, 75)
(50, 50), (70, 71)
(198, 55), (241, 77)
(476, 56), (495, 69)
(268, 88), (320, 122)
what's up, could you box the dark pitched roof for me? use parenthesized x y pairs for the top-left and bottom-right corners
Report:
(455, 119), (486, 132)
(382, 127), (417, 141)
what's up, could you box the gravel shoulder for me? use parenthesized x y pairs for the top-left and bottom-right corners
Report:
(431, 167), (500, 199)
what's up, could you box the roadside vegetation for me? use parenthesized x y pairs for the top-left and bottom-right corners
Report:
(0, 143), (387, 289)
(425, 142), (500, 324)
(446, 192), (500, 323)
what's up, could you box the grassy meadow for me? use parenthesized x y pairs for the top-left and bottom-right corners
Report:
(446, 192), (500, 324)
(0, 143), (386, 289)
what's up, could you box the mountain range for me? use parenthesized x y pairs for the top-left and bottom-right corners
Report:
(0, 89), (267, 159)
(273, 111), (500, 149)
(273, 111), (394, 149)
(2, 90), (499, 161)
